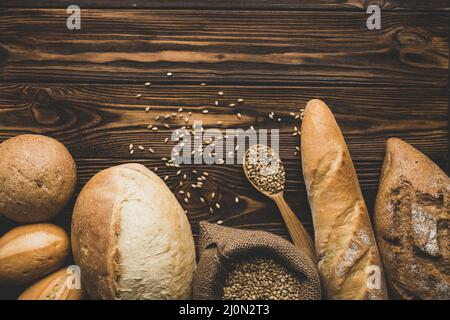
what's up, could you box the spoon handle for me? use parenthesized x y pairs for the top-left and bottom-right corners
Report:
(272, 194), (316, 262)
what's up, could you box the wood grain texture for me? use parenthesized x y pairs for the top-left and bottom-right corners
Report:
(0, 0), (448, 11)
(0, 9), (448, 86)
(0, 84), (447, 163)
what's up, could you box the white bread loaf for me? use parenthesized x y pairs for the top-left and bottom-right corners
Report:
(301, 99), (388, 300)
(71, 163), (196, 300)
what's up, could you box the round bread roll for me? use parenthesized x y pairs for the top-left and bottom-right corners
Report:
(0, 134), (77, 223)
(18, 267), (86, 300)
(71, 163), (196, 300)
(0, 223), (70, 285)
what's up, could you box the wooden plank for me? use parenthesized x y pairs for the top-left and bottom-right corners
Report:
(0, 9), (448, 86)
(0, 158), (383, 239)
(0, 84), (447, 164)
(0, 0), (448, 11)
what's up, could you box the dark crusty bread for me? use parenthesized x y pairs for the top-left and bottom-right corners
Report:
(375, 138), (449, 300)
(301, 99), (388, 300)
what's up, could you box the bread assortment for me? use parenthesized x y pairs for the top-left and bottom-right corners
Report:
(301, 99), (388, 299)
(0, 223), (70, 286)
(0, 134), (77, 223)
(18, 267), (86, 300)
(71, 163), (196, 300)
(375, 138), (450, 299)
(1, 103), (448, 300)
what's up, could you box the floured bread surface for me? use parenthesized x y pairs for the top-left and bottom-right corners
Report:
(375, 138), (450, 300)
(71, 163), (196, 300)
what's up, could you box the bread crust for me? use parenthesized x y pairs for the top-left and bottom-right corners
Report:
(0, 223), (70, 285)
(71, 163), (196, 300)
(301, 99), (388, 300)
(18, 267), (86, 300)
(0, 134), (77, 223)
(375, 138), (449, 299)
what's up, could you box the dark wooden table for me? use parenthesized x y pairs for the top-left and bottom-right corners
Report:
(0, 1), (448, 299)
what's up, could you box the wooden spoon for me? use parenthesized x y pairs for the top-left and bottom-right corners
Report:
(243, 144), (316, 262)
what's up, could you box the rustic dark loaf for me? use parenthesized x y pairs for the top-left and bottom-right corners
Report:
(375, 138), (450, 300)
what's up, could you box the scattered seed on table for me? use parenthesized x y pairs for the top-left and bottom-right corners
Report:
(200, 197), (205, 203)
(184, 197), (189, 204)
(238, 98), (244, 103)
(164, 176), (169, 181)
(138, 145), (144, 151)
(164, 138), (169, 143)
(218, 91), (224, 96)
(129, 144), (134, 151)
(152, 127), (158, 131)
(203, 109), (209, 114)
(217, 220), (223, 225)
(167, 72), (173, 76)
(145, 106), (150, 112)
(136, 94), (142, 98)
(129, 150), (134, 155)
(235, 197), (239, 203)
(201, 83), (206, 86)
(229, 103), (236, 107)
(155, 115), (160, 120)
(237, 113), (242, 119)
(145, 82), (151, 86)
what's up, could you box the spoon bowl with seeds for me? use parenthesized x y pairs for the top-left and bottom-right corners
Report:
(243, 144), (316, 262)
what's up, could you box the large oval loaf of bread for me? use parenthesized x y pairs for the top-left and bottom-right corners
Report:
(301, 99), (388, 300)
(375, 138), (449, 300)
(71, 163), (196, 300)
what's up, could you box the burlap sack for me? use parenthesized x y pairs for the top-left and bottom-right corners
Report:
(193, 221), (321, 300)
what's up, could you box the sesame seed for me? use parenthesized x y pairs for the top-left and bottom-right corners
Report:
(237, 113), (242, 119)
(145, 106), (150, 112)
(129, 144), (134, 150)
(147, 124), (153, 129)
(290, 112), (296, 117)
(155, 115), (160, 120)
(154, 167), (158, 172)
(163, 176), (169, 181)
(235, 197), (239, 203)
(179, 190), (185, 194)
(164, 124), (170, 129)
(238, 98), (244, 103)
(138, 145), (144, 151)
(152, 127), (158, 131)
(215, 101), (219, 106)
(184, 197), (189, 204)
(200, 197), (205, 203)
(210, 207), (214, 214)
(201, 83), (206, 86)
(211, 192), (216, 199)
(277, 118), (282, 122)
(218, 91), (224, 96)
(229, 103), (236, 107)
(136, 94), (142, 98)
(178, 108), (183, 112)
(145, 82), (151, 86)
(129, 149), (134, 155)
(187, 192), (191, 199)
(164, 138), (169, 144)
(217, 220), (223, 225)
(202, 109), (209, 114)
(176, 170), (181, 175)
(203, 172), (209, 176)
(148, 147), (155, 153)
(215, 203), (221, 209)
(167, 72), (173, 76)
(217, 121), (223, 125)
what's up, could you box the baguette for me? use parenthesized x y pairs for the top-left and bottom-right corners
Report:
(301, 99), (387, 299)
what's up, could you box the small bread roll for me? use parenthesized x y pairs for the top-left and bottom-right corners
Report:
(0, 224), (70, 285)
(0, 134), (77, 223)
(18, 267), (86, 300)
